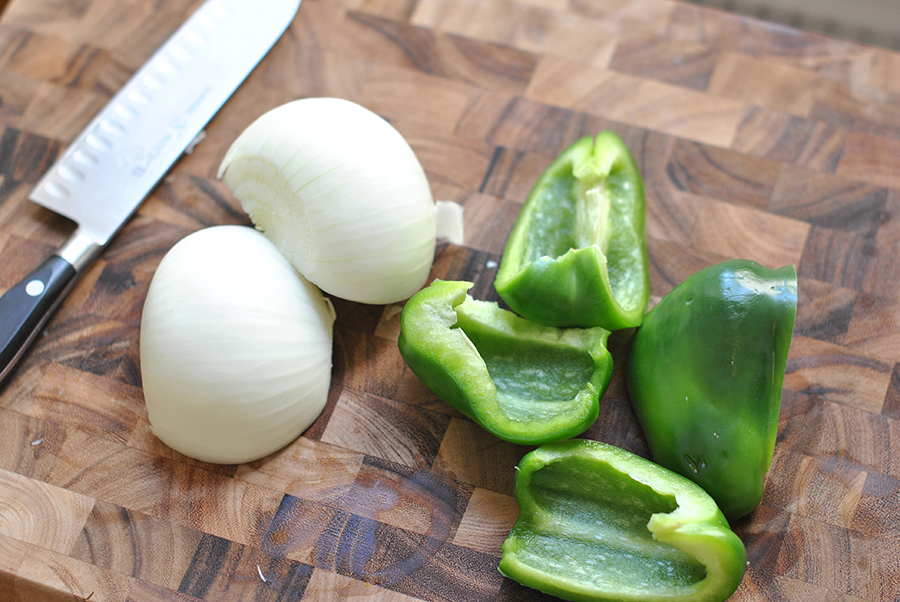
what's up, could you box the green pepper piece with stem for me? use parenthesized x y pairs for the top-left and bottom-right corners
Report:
(495, 131), (650, 330)
(625, 259), (797, 522)
(500, 439), (747, 602)
(398, 280), (613, 445)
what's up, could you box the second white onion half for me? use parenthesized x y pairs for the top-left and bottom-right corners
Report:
(140, 225), (336, 464)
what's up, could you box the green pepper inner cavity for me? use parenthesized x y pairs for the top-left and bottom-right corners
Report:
(531, 155), (644, 314)
(453, 309), (596, 421)
(604, 174), (644, 307)
(524, 173), (580, 261)
(518, 457), (708, 593)
(514, 534), (706, 594)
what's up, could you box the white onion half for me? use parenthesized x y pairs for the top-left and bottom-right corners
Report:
(140, 225), (336, 464)
(218, 97), (461, 305)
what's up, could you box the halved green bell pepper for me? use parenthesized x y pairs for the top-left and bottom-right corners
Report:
(626, 259), (797, 522)
(397, 280), (613, 445)
(494, 131), (650, 330)
(500, 439), (747, 602)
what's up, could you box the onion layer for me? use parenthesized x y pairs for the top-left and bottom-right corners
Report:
(218, 97), (460, 305)
(140, 225), (336, 464)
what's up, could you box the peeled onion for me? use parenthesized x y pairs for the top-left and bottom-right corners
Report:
(140, 225), (335, 464)
(217, 97), (463, 305)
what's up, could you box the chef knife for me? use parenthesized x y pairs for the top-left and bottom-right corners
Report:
(0, 0), (301, 385)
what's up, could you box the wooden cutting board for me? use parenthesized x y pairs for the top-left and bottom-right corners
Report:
(1, 0), (899, 600)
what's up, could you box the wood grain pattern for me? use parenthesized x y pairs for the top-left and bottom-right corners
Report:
(0, 0), (899, 600)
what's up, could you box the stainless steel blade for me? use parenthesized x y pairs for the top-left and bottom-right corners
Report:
(29, 0), (301, 247)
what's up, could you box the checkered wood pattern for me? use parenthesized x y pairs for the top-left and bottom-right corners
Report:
(1, 0), (899, 600)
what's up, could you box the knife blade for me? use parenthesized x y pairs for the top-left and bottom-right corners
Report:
(0, 0), (301, 385)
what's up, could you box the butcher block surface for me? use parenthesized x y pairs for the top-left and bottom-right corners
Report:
(1, 0), (900, 600)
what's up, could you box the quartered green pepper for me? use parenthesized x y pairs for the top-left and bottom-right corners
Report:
(500, 439), (747, 602)
(626, 259), (798, 522)
(494, 131), (650, 330)
(397, 280), (613, 445)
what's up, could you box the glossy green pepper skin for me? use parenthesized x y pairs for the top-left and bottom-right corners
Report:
(500, 439), (747, 602)
(495, 131), (650, 330)
(397, 280), (613, 445)
(626, 259), (797, 522)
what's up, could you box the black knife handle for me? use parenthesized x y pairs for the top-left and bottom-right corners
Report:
(0, 255), (77, 384)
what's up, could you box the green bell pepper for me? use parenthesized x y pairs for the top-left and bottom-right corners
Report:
(500, 439), (747, 602)
(625, 259), (797, 522)
(494, 131), (650, 330)
(397, 280), (613, 445)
